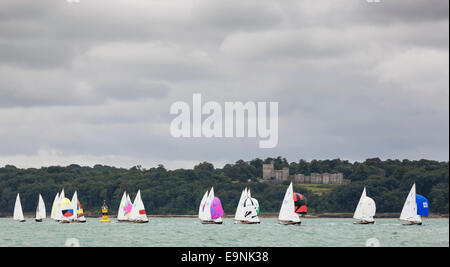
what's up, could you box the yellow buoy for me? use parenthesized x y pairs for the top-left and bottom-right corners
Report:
(99, 200), (111, 223)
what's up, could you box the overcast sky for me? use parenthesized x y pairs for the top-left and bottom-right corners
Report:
(0, 0), (448, 169)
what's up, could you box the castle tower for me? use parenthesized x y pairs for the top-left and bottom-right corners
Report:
(262, 163), (274, 179)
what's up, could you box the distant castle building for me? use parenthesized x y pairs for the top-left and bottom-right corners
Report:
(262, 163), (350, 184)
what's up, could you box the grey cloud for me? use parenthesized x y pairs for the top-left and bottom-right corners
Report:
(0, 0), (448, 168)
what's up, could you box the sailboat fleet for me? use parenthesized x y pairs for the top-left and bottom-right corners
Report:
(49, 189), (87, 223)
(10, 183), (430, 226)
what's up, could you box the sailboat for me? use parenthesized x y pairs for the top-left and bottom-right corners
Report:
(200, 187), (224, 224)
(35, 194), (46, 222)
(278, 182), (301, 225)
(353, 187), (376, 224)
(117, 191), (133, 222)
(71, 191), (86, 223)
(400, 183), (429, 225)
(13, 193), (25, 222)
(129, 190), (148, 223)
(234, 188), (260, 224)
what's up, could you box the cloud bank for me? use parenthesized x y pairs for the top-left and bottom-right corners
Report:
(0, 0), (448, 169)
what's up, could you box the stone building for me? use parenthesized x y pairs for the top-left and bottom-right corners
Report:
(262, 163), (349, 184)
(263, 163), (289, 181)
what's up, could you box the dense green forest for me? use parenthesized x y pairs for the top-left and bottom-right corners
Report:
(0, 157), (448, 216)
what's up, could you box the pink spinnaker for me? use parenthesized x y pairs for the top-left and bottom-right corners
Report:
(210, 197), (224, 219)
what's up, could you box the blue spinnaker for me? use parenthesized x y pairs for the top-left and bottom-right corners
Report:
(416, 194), (429, 217)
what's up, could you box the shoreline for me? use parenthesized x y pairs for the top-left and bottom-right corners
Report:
(1, 213), (448, 219)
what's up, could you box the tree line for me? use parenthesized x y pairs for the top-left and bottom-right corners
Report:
(0, 157), (448, 216)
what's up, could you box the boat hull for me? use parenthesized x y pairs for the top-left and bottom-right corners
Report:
(353, 220), (375, 224)
(402, 221), (422, 226)
(130, 220), (149, 223)
(201, 220), (223, 224)
(278, 220), (301, 225)
(234, 220), (260, 224)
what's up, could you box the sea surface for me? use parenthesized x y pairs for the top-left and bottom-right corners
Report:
(0, 218), (448, 247)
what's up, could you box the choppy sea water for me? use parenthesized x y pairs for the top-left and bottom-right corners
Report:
(0, 218), (448, 247)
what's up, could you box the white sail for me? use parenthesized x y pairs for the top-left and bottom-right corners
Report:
(117, 192), (128, 221)
(55, 192), (67, 221)
(234, 188), (248, 221)
(50, 192), (59, 220)
(130, 190), (148, 222)
(353, 187), (366, 220)
(13, 193), (25, 221)
(400, 184), (421, 223)
(247, 188), (251, 198)
(35, 194), (46, 220)
(353, 188), (376, 222)
(278, 182), (300, 223)
(71, 191), (79, 221)
(243, 197), (260, 223)
(198, 190), (209, 220)
(60, 189), (65, 200)
(362, 197), (376, 221)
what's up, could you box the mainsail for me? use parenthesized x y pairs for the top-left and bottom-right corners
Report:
(353, 187), (376, 222)
(35, 194), (46, 221)
(400, 184), (421, 223)
(198, 190), (209, 220)
(71, 191), (79, 221)
(50, 192), (59, 220)
(13, 193), (25, 222)
(278, 182), (300, 223)
(234, 188), (248, 221)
